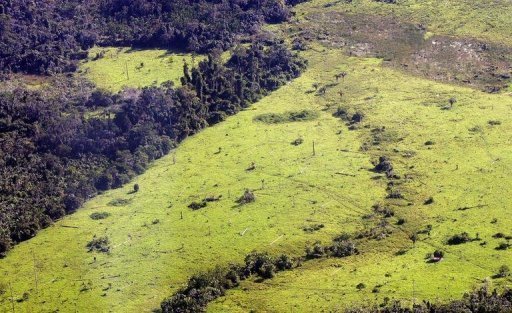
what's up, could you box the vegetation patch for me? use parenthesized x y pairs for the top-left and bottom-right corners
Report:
(86, 236), (110, 253)
(254, 110), (319, 124)
(89, 212), (111, 220)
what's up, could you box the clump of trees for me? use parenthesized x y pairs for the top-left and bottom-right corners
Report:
(161, 233), (358, 312)
(161, 252), (296, 312)
(347, 287), (512, 312)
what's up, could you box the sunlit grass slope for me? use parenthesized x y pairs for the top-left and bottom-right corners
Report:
(80, 47), (201, 92)
(0, 49), (383, 312)
(208, 46), (512, 312)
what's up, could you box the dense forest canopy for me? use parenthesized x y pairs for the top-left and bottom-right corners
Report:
(0, 0), (302, 75)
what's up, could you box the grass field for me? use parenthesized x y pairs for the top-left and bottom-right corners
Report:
(1, 1), (512, 312)
(208, 47), (512, 311)
(0, 47), (384, 312)
(80, 47), (200, 92)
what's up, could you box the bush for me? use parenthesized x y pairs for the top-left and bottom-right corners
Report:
(275, 254), (294, 271)
(447, 232), (472, 245)
(90, 212), (111, 220)
(86, 236), (110, 253)
(356, 283), (366, 290)
(188, 201), (207, 210)
(330, 240), (358, 258)
(236, 189), (255, 205)
(291, 138), (304, 146)
(133, 184), (140, 193)
(243, 252), (275, 279)
(305, 242), (326, 259)
(496, 242), (511, 250)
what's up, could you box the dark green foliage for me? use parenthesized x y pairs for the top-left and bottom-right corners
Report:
(305, 242), (327, 259)
(133, 184), (139, 193)
(0, 0), (303, 75)
(274, 254), (294, 271)
(496, 242), (511, 250)
(243, 252), (275, 279)
(90, 212), (111, 220)
(373, 156), (395, 178)
(86, 236), (110, 253)
(291, 137), (304, 146)
(347, 288), (512, 313)
(188, 201), (207, 210)
(303, 224), (324, 233)
(356, 283), (366, 290)
(447, 232), (472, 245)
(330, 240), (358, 258)
(161, 252), (295, 312)
(254, 110), (319, 124)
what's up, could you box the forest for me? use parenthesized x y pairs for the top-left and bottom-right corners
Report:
(0, 0), (303, 75)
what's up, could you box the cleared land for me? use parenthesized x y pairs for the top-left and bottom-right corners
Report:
(80, 47), (200, 92)
(1, 1), (512, 312)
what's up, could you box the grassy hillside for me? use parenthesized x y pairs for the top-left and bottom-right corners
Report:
(208, 47), (512, 312)
(1, 1), (512, 312)
(80, 47), (200, 92)
(0, 47), (382, 312)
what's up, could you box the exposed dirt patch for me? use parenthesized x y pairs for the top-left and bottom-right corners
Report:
(302, 11), (512, 92)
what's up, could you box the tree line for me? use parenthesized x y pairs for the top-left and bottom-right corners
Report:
(0, 42), (307, 256)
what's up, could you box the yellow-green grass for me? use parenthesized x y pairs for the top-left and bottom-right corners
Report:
(291, 0), (512, 47)
(208, 46), (512, 312)
(0, 49), (383, 312)
(80, 47), (201, 92)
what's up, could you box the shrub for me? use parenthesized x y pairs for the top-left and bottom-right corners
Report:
(447, 232), (472, 245)
(236, 189), (255, 205)
(243, 252), (275, 279)
(305, 242), (326, 259)
(274, 254), (293, 271)
(303, 224), (324, 233)
(188, 201), (207, 210)
(496, 242), (511, 250)
(90, 212), (111, 220)
(254, 110), (319, 124)
(356, 283), (366, 290)
(291, 138), (304, 146)
(86, 236), (110, 253)
(330, 240), (358, 258)
(396, 218), (406, 225)
(133, 184), (140, 193)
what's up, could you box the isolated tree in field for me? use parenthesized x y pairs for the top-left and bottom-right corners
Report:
(448, 97), (457, 108)
(133, 184), (139, 193)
